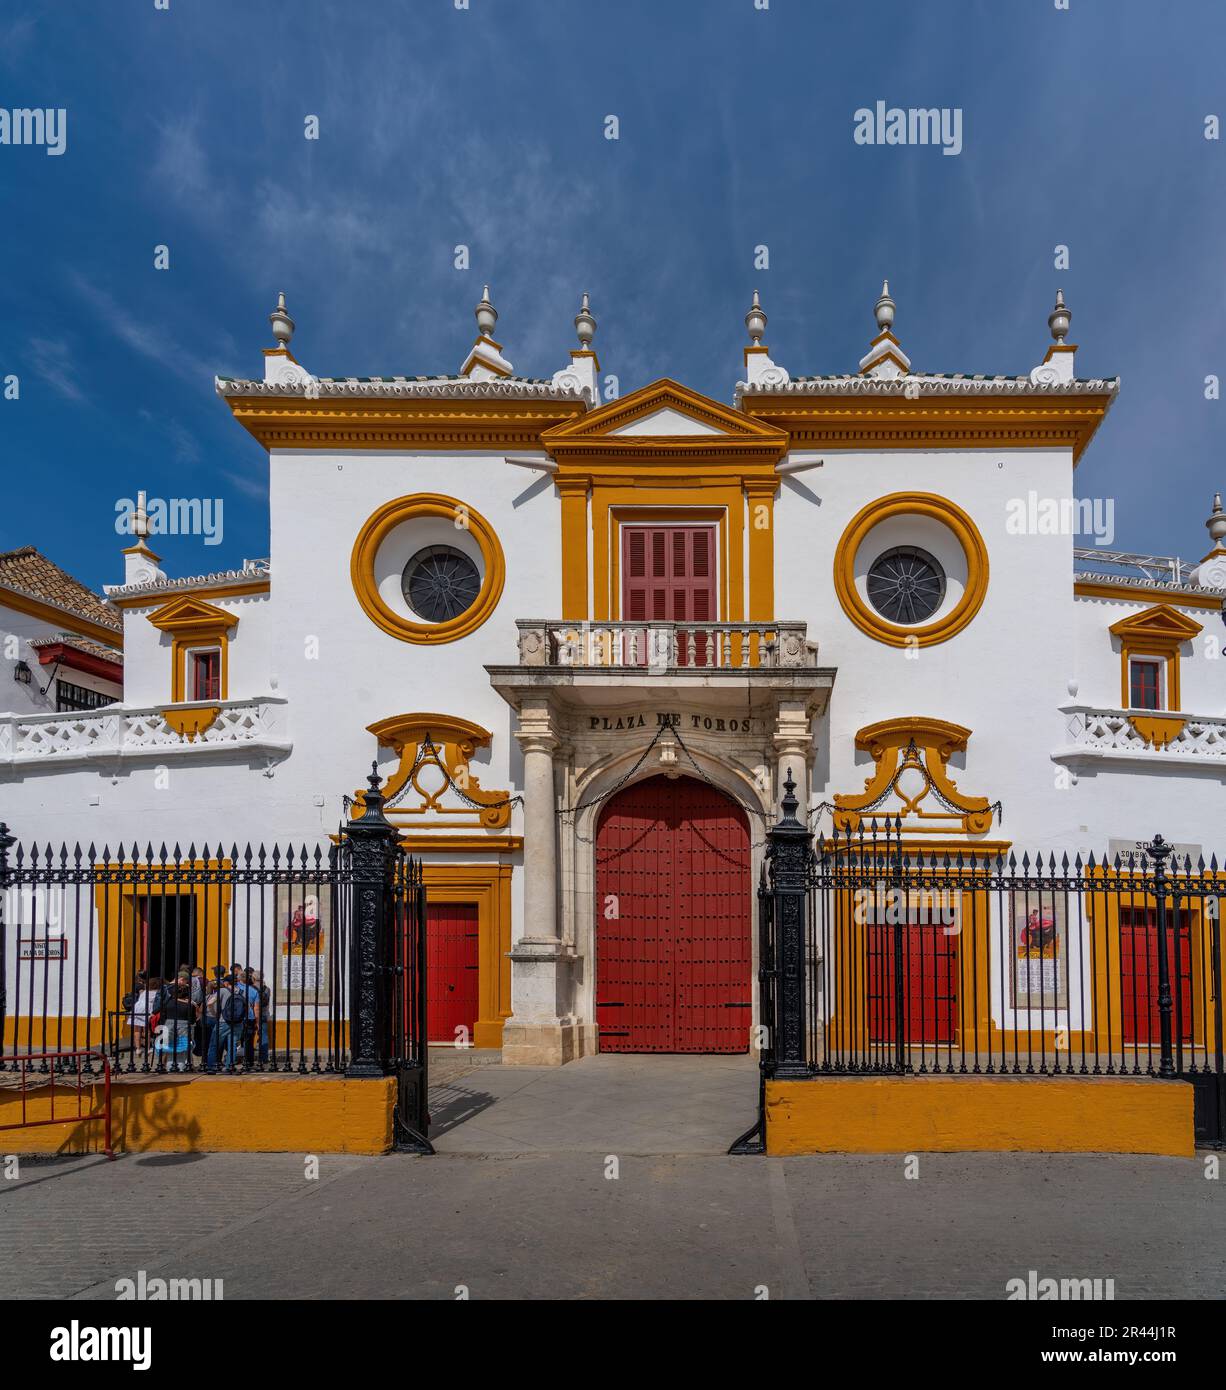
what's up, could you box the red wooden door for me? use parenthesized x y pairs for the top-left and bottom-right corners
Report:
(867, 921), (958, 1045)
(622, 526), (716, 665)
(595, 775), (751, 1052)
(427, 902), (479, 1044)
(1120, 908), (1193, 1045)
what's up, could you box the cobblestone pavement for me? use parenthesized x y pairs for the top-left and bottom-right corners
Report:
(2, 1149), (1222, 1300)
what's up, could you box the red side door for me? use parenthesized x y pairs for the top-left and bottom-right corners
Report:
(868, 921), (959, 1045)
(622, 526), (716, 665)
(427, 902), (480, 1044)
(1120, 908), (1193, 1045)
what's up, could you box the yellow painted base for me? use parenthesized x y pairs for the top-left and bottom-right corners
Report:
(765, 1077), (1194, 1156)
(0, 1075), (396, 1156)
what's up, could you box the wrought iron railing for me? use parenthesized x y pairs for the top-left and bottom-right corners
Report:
(0, 766), (431, 1148)
(744, 773), (1226, 1149)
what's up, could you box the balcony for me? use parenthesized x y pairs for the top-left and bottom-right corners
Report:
(0, 696), (291, 770)
(1053, 704), (1226, 771)
(489, 620), (833, 722)
(515, 620), (817, 670)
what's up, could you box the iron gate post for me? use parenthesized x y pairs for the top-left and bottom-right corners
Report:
(770, 770), (814, 1079)
(1146, 834), (1176, 1079)
(0, 823), (12, 1066)
(344, 767), (397, 1078)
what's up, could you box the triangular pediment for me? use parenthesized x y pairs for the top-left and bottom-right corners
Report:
(1109, 604), (1203, 645)
(543, 378), (787, 449)
(147, 594), (238, 635)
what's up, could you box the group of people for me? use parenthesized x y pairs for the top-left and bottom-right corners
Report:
(122, 963), (272, 1072)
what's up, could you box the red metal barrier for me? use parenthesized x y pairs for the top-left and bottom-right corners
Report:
(0, 1051), (114, 1158)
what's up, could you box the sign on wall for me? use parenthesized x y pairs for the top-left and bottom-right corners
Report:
(279, 890), (330, 1005)
(1010, 896), (1068, 1011)
(18, 936), (68, 962)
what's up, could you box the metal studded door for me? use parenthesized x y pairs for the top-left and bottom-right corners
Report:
(427, 902), (480, 1044)
(595, 774), (751, 1052)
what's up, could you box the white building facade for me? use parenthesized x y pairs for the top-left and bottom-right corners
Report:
(2, 283), (1224, 1065)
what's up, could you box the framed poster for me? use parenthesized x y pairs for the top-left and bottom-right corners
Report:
(279, 889), (331, 1004)
(1010, 894), (1068, 1011)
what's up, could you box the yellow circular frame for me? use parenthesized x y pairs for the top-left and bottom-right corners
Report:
(833, 492), (989, 648)
(350, 493), (506, 645)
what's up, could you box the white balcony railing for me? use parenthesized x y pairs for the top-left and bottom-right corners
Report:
(1055, 705), (1226, 765)
(0, 697), (291, 768)
(516, 620), (816, 670)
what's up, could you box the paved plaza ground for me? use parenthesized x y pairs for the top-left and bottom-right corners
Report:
(1, 1053), (1222, 1300)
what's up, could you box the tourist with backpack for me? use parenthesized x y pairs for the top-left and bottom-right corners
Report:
(209, 967), (258, 1072)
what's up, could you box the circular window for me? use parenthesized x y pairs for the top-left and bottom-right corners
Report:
(401, 545), (481, 623)
(866, 546), (946, 625)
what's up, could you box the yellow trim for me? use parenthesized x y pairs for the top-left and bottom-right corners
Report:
(161, 705), (221, 740)
(349, 494), (505, 645)
(399, 834), (523, 853)
(741, 389), (1115, 465)
(356, 712), (512, 830)
(422, 863), (513, 1050)
(111, 579), (270, 610)
(1074, 579), (1223, 611)
(0, 1076), (395, 1156)
(221, 393), (585, 452)
(0, 586), (121, 648)
(546, 379), (783, 623)
(557, 477), (590, 620)
(1110, 604), (1203, 712)
(765, 1077), (1193, 1156)
(147, 596), (237, 703)
(832, 717), (995, 836)
(833, 492), (989, 647)
(1128, 715), (1187, 749)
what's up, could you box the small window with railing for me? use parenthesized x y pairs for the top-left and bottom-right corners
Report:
(189, 648), (222, 702)
(1128, 655), (1164, 711)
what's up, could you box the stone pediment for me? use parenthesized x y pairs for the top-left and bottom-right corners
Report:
(542, 378), (788, 468)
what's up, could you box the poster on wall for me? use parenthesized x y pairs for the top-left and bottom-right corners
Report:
(1010, 895), (1068, 1011)
(279, 889), (331, 1005)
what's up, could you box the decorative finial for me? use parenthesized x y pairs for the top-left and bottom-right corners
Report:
(1208, 492), (1226, 548)
(874, 279), (895, 333)
(269, 291), (294, 348)
(475, 285), (498, 339)
(1048, 288), (1071, 344)
(779, 767), (800, 825)
(133, 489), (150, 541)
(745, 289), (767, 345)
(574, 292), (596, 349)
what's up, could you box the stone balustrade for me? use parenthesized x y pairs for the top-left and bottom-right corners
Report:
(515, 620), (816, 670)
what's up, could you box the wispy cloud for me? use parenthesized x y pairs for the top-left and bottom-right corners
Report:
(29, 337), (86, 404)
(68, 270), (223, 390)
(222, 468), (267, 501)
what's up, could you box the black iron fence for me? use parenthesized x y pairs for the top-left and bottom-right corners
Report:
(743, 773), (1226, 1148)
(0, 765), (431, 1150)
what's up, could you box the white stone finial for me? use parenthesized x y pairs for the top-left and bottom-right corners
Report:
(1208, 492), (1226, 548)
(133, 489), (149, 541)
(475, 285), (498, 339)
(745, 289), (767, 345)
(574, 292), (596, 349)
(269, 291), (294, 348)
(1049, 288), (1071, 344)
(875, 279), (895, 333)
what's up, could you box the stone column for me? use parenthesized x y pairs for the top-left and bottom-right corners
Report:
(773, 700), (813, 819)
(502, 699), (579, 1065)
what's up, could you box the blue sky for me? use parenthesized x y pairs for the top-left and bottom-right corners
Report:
(2, 0), (1224, 589)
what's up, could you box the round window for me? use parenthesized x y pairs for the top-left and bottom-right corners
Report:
(865, 545), (946, 625)
(401, 545), (481, 623)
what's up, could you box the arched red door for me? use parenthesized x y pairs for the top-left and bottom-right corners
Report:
(595, 774), (752, 1053)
